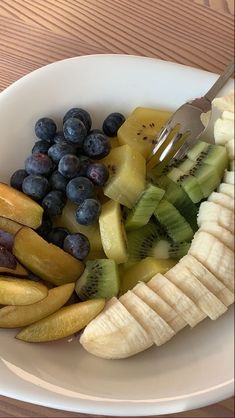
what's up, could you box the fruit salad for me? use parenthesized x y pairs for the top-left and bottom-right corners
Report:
(0, 92), (234, 359)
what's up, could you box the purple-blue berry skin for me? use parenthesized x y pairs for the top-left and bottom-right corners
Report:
(48, 142), (76, 164)
(32, 140), (51, 155)
(49, 170), (69, 193)
(63, 233), (90, 261)
(47, 227), (69, 248)
(102, 112), (125, 137)
(25, 153), (53, 176)
(10, 169), (28, 191)
(75, 198), (101, 226)
(42, 190), (66, 218)
(22, 175), (49, 200)
(77, 155), (91, 177)
(63, 118), (87, 147)
(63, 108), (92, 132)
(35, 117), (57, 141)
(58, 154), (81, 179)
(66, 177), (94, 205)
(53, 131), (66, 144)
(87, 163), (109, 186)
(36, 214), (53, 239)
(83, 132), (111, 160)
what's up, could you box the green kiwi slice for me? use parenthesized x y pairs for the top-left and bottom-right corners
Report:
(75, 259), (120, 301)
(187, 140), (228, 178)
(125, 184), (165, 230)
(154, 199), (194, 243)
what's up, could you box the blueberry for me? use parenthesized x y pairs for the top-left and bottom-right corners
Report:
(32, 140), (51, 155)
(49, 170), (69, 193)
(58, 154), (80, 178)
(66, 177), (94, 205)
(77, 155), (91, 177)
(10, 169), (28, 191)
(76, 198), (101, 225)
(35, 117), (57, 141)
(42, 190), (66, 217)
(25, 153), (53, 176)
(102, 112), (125, 137)
(36, 214), (53, 238)
(47, 227), (69, 248)
(22, 175), (49, 200)
(48, 142), (76, 164)
(83, 132), (111, 159)
(87, 163), (109, 186)
(89, 129), (103, 135)
(63, 233), (90, 260)
(53, 131), (66, 144)
(63, 118), (87, 147)
(63, 108), (92, 132)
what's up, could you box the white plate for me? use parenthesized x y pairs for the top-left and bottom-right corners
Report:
(0, 55), (233, 416)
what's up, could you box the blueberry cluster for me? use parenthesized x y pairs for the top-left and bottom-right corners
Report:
(10, 108), (125, 260)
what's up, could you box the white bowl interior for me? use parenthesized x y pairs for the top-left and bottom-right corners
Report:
(0, 55), (233, 416)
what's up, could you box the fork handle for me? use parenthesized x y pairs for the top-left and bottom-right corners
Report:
(204, 60), (234, 102)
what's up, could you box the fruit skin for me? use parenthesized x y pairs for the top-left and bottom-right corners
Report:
(83, 132), (111, 159)
(0, 283), (75, 328)
(63, 117), (87, 146)
(35, 117), (57, 141)
(102, 112), (125, 137)
(0, 277), (48, 306)
(99, 200), (128, 264)
(36, 214), (52, 239)
(32, 140), (51, 155)
(66, 177), (94, 205)
(48, 142), (76, 164)
(49, 170), (69, 193)
(87, 163), (109, 186)
(75, 198), (101, 226)
(16, 298), (105, 342)
(0, 245), (17, 269)
(75, 259), (120, 300)
(63, 233), (90, 260)
(63, 108), (92, 132)
(77, 155), (91, 177)
(25, 153), (53, 176)
(42, 190), (66, 218)
(0, 229), (14, 251)
(47, 227), (69, 248)
(22, 175), (49, 200)
(10, 169), (28, 191)
(0, 183), (43, 229)
(54, 131), (66, 144)
(13, 227), (85, 285)
(0, 261), (28, 277)
(58, 154), (80, 178)
(80, 297), (152, 359)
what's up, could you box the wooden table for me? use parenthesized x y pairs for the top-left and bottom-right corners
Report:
(0, 0), (234, 417)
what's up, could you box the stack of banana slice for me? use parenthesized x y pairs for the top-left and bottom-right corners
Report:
(80, 91), (234, 360)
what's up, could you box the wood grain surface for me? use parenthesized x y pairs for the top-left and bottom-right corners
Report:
(0, 0), (234, 417)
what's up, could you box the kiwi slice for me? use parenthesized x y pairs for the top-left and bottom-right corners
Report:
(75, 259), (120, 301)
(125, 184), (165, 230)
(154, 199), (194, 243)
(167, 166), (204, 203)
(156, 176), (198, 231)
(127, 221), (190, 266)
(187, 140), (228, 177)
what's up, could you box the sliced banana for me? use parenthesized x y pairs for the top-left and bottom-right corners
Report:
(208, 191), (234, 211)
(213, 90), (234, 113)
(189, 231), (234, 292)
(199, 222), (234, 251)
(80, 297), (153, 359)
(197, 201), (234, 233)
(214, 118), (234, 145)
(225, 138), (234, 161)
(120, 291), (175, 345)
(165, 264), (227, 320)
(133, 282), (186, 333)
(217, 183), (234, 199)
(148, 273), (205, 327)
(223, 170), (234, 185)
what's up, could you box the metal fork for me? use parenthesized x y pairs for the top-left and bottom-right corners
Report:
(147, 61), (234, 172)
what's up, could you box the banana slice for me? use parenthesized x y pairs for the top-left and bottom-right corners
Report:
(189, 231), (234, 292)
(214, 118), (234, 145)
(120, 291), (175, 345)
(217, 183), (234, 199)
(132, 282), (186, 332)
(208, 191), (234, 211)
(148, 273), (205, 327)
(213, 90), (234, 112)
(226, 138), (234, 161)
(180, 255), (234, 307)
(165, 264), (227, 320)
(230, 160), (235, 170)
(197, 201), (234, 233)
(80, 297), (153, 359)
(224, 171), (234, 185)
(199, 222), (234, 251)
